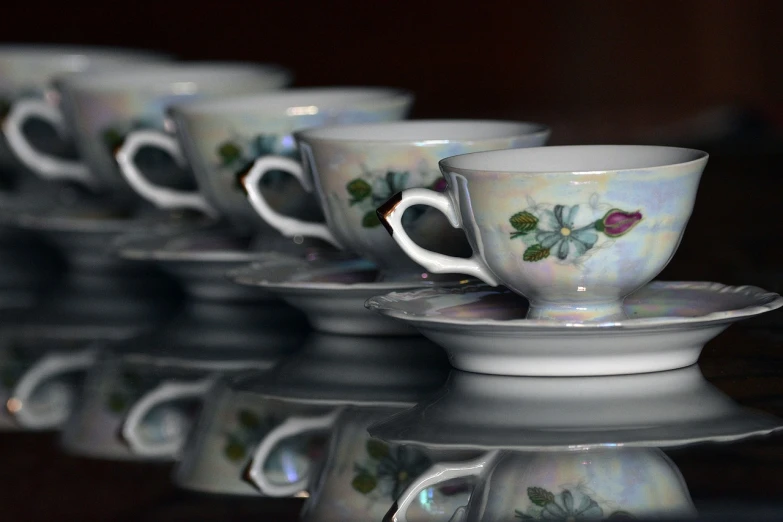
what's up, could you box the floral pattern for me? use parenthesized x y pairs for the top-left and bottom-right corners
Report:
(105, 370), (161, 415)
(514, 486), (635, 520)
(509, 196), (642, 264)
(346, 171), (447, 228)
(351, 439), (432, 500)
(222, 408), (280, 463)
(101, 118), (159, 155)
(215, 133), (298, 193)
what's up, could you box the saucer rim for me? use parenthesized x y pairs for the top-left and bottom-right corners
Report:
(365, 281), (783, 330)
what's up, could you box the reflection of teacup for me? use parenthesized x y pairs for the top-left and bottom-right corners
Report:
(248, 406), (475, 522)
(4, 63), (290, 208)
(4, 340), (98, 431)
(380, 145), (708, 319)
(0, 45), (169, 184)
(173, 381), (334, 496)
(247, 120), (549, 282)
(388, 448), (696, 522)
(115, 87), (414, 236)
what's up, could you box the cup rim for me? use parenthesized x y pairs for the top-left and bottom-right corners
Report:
(439, 144), (709, 175)
(167, 86), (414, 116)
(294, 119), (551, 144)
(0, 44), (169, 61)
(56, 62), (292, 92)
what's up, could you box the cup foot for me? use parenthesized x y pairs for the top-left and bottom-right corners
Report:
(526, 301), (628, 323)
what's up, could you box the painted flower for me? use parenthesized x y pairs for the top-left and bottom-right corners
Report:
(595, 209), (643, 237)
(534, 205), (599, 261)
(540, 490), (603, 520)
(516, 487), (609, 521)
(376, 445), (432, 499)
(430, 177), (448, 192)
(351, 440), (432, 499)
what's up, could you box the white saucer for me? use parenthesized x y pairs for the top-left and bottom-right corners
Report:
(368, 365), (783, 450)
(233, 332), (451, 407)
(365, 281), (783, 376)
(230, 257), (440, 336)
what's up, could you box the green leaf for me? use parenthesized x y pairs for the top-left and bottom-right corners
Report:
(366, 439), (390, 459)
(238, 409), (261, 430)
(102, 128), (124, 152)
(509, 211), (538, 234)
(107, 392), (128, 413)
(224, 440), (246, 462)
(527, 486), (555, 506)
(217, 141), (243, 165)
(514, 510), (534, 520)
(351, 472), (377, 494)
(362, 210), (381, 228)
(523, 244), (551, 262)
(346, 178), (372, 203)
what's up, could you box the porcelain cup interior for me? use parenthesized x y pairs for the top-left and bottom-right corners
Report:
(294, 119), (550, 282)
(384, 145), (708, 320)
(52, 62), (291, 207)
(167, 87), (414, 235)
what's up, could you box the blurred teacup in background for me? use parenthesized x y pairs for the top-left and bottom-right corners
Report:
(115, 87), (414, 247)
(5, 62), (291, 211)
(247, 120), (550, 281)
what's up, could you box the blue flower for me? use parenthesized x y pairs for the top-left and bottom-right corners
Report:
(535, 205), (598, 261)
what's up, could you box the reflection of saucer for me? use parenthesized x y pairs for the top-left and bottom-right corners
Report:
(233, 332), (451, 407)
(368, 365), (783, 450)
(230, 257), (443, 336)
(366, 281), (783, 376)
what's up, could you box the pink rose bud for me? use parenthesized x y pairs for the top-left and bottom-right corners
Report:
(597, 209), (643, 237)
(430, 178), (448, 192)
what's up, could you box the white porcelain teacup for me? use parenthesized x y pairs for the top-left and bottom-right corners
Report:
(245, 120), (550, 282)
(3, 62), (290, 208)
(114, 87), (414, 235)
(0, 45), (169, 184)
(379, 145), (708, 320)
(388, 448), (696, 522)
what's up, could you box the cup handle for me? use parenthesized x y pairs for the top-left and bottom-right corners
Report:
(121, 375), (216, 457)
(383, 450), (498, 522)
(377, 188), (498, 284)
(115, 129), (219, 217)
(8, 346), (99, 429)
(2, 99), (95, 187)
(242, 155), (343, 248)
(246, 408), (341, 497)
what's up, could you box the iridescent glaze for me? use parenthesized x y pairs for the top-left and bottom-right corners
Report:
(296, 120), (550, 281)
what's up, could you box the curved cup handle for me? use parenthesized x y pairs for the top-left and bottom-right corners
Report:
(115, 129), (219, 217)
(2, 98), (95, 187)
(9, 347), (99, 429)
(377, 188), (498, 284)
(246, 408), (341, 497)
(242, 155), (343, 248)
(384, 450), (497, 522)
(121, 375), (216, 458)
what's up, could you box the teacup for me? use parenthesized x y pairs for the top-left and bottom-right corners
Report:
(379, 145), (708, 320)
(174, 380), (334, 496)
(4, 339), (97, 430)
(0, 45), (169, 185)
(3, 62), (291, 208)
(388, 448), (696, 522)
(249, 406), (475, 522)
(245, 120), (550, 282)
(114, 87), (414, 236)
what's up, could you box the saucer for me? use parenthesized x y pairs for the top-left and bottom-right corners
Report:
(232, 332), (451, 407)
(230, 257), (439, 336)
(368, 365), (783, 451)
(365, 281), (783, 376)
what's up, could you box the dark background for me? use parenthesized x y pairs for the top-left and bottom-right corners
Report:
(1, 1), (782, 520)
